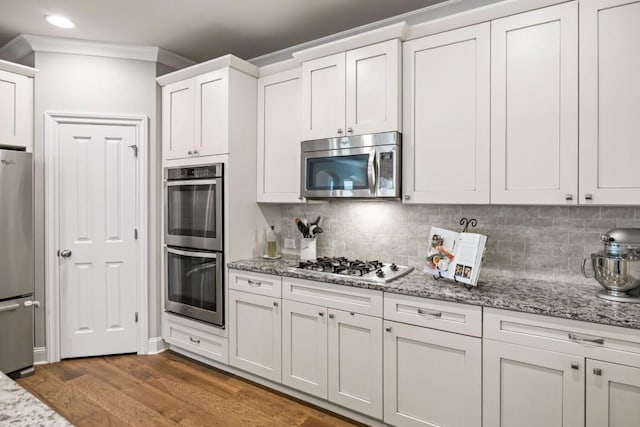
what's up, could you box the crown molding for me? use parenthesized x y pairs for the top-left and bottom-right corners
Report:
(0, 34), (195, 70)
(0, 58), (37, 77)
(156, 54), (259, 86)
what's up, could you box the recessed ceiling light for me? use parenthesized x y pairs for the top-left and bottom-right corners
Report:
(45, 15), (75, 29)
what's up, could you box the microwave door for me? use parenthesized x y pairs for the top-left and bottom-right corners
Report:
(302, 147), (376, 198)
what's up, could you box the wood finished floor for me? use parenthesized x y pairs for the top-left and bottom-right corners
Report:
(16, 351), (364, 427)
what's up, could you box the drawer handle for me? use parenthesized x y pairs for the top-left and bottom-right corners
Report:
(0, 303), (20, 313)
(568, 333), (604, 345)
(247, 279), (262, 287)
(417, 308), (442, 318)
(189, 337), (201, 344)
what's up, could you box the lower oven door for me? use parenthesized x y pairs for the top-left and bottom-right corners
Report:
(165, 247), (223, 327)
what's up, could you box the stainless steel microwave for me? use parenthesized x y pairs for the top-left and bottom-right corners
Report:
(300, 131), (401, 199)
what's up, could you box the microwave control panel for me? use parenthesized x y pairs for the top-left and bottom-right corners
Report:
(379, 151), (395, 189)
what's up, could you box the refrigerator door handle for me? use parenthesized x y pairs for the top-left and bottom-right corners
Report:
(0, 303), (20, 313)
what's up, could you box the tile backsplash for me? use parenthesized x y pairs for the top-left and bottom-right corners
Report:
(264, 202), (640, 280)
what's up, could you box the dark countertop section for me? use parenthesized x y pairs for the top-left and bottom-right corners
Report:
(228, 257), (640, 330)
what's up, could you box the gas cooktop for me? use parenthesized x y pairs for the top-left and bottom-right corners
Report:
(293, 257), (414, 284)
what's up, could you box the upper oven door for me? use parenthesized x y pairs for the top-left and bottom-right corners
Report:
(301, 147), (376, 198)
(165, 178), (223, 251)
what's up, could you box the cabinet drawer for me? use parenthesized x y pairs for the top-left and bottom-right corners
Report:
(163, 315), (229, 364)
(229, 270), (282, 297)
(282, 277), (383, 317)
(484, 308), (640, 368)
(384, 293), (482, 337)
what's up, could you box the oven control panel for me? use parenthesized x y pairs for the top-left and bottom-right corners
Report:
(166, 163), (223, 180)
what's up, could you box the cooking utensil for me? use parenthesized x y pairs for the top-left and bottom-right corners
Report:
(295, 217), (309, 238)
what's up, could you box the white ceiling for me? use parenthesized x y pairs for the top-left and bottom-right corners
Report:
(0, 0), (448, 63)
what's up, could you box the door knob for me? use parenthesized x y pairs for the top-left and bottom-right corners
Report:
(60, 249), (72, 258)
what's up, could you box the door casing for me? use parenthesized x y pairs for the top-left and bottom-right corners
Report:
(44, 112), (149, 363)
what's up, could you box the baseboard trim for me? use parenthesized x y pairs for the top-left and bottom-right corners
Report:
(147, 337), (168, 354)
(33, 347), (47, 365)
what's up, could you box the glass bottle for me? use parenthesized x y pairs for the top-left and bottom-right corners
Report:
(267, 225), (277, 258)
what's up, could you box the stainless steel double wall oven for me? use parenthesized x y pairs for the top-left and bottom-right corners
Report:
(165, 164), (224, 326)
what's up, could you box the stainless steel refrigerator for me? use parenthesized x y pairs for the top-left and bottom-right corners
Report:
(0, 148), (35, 375)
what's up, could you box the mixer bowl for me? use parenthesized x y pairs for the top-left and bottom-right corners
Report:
(590, 252), (640, 295)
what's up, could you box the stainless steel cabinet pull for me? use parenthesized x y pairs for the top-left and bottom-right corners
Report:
(188, 150), (193, 155)
(60, 249), (72, 258)
(347, 127), (353, 133)
(568, 333), (604, 345)
(585, 194), (593, 201)
(593, 368), (602, 376)
(565, 194), (573, 201)
(571, 362), (579, 370)
(385, 326), (392, 332)
(193, 150), (199, 155)
(247, 279), (262, 287)
(318, 311), (324, 317)
(0, 303), (20, 313)
(189, 337), (200, 344)
(273, 301), (278, 307)
(404, 195), (411, 200)
(328, 313), (334, 319)
(417, 308), (442, 318)
(337, 128), (343, 134)
(350, 312), (355, 316)
(24, 301), (40, 308)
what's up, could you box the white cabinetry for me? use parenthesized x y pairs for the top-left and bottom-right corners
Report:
(163, 313), (229, 364)
(282, 278), (383, 418)
(484, 308), (640, 427)
(301, 39), (400, 140)
(257, 68), (303, 203)
(383, 294), (482, 427)
(228, 270), (282, 383)
(162, 67), (251, 160)
(0, 67), (33, 151)
(403, 23), (490, 204)
(579, 0), (640, 204)
(490, 2), (578, 205)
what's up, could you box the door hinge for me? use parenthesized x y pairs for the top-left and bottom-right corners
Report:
(134, 228), (138, 240)
(128, 144), (138, 158)
(135, 312), (139, 323)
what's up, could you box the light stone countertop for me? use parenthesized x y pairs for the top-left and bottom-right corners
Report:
(228, 257), (640, 330)
(0, 371), (72, 426)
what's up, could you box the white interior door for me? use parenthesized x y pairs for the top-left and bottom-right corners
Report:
(58, 122), (138, 358)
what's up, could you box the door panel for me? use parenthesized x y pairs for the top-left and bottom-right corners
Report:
(586, 359), (640, 427)
(59, 123), (137, 358)
(162, 79), (194, 160)
(195, 71), (228, 156)
(491, 2), (578, 204)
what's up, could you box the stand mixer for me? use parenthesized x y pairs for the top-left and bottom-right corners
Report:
(583, 228), (640, 303)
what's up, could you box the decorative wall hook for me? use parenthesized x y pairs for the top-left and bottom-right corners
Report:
(459, 217), (478, 233)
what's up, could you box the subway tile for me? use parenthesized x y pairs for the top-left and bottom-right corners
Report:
(538, 206), (570, 218)
(601, 207), (636, 219)
(568, 206), (601, 219)
(497, 240), (525, 253)
(552, 218), (584, 231)
(584, 219), (617, 231)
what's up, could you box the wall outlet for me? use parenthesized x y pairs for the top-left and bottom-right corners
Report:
(284, 238), (296, 249)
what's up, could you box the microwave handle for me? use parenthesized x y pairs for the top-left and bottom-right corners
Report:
(166, 247), (219, 259)
(368, 150), (376, 194)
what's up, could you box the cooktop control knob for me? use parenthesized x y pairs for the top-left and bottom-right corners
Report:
(376, 269), (385, 278)
(390, 263), (399, 271)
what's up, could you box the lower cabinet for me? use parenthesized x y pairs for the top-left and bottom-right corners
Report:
(586, 360), (640, 427)
(282, 299), (383, 419)
(163, 313), (229, 364)
(483, 339), (585, 427)
(383, 320), (482, 427)
(228, 289), (282, 382)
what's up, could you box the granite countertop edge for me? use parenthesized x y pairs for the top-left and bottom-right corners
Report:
(228, 258), (640, 330)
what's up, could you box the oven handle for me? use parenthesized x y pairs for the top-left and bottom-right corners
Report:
(368, 150), (376, 194)
(166, 247), (219, 259)
(166, 179), (219, 186)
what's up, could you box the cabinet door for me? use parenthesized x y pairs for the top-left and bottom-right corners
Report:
(345, 39), (400, 136)
(384, 321), (481, 427)
(403, 23), (490, 204)
(194, 70), (228, 156)
(281, 299), (327, 398)
(579, 0), (640, 204)
(328, 309), (382, 419)
(0, 70), (32, 151)
(483, 340), (584, 427)
(301, 52), (346, 140)
(228, 290), (281, 382)
(586, 359), (640, 427)
(257, 68), (303, 203)
(162, 79), (195, 160)
(491, 2), (578, 204)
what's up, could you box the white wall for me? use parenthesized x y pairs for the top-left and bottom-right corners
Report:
(32, 52), (163, 348)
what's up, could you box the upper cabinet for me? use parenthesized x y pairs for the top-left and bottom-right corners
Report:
(490, 2), (578, 205)
(0, 66), (34, 152)
(301, 39), (401, 141)
(162, 69), (230, 160)
(579, 0), (640, 205)
(257, 68), (304, 203)
(403, 23), (490, 204)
